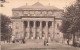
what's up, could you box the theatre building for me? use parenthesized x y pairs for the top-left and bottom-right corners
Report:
(11, 2), (64, 43)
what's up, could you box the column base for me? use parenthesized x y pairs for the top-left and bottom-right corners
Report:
(31, 37), (34, 39)
(42, 37), (45, 40)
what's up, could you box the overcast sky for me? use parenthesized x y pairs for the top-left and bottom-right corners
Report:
(0, 0), (76, 17)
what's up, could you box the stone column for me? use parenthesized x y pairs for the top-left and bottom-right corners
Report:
(33, 21), (36, 39)
(27, 21), (30, 39)
(11, 22), (15, 41)
(21, 21), (25, 39)
(45, 21), (48, 39)
(52, 21), (54, 39)
(40, 21), (42, 39)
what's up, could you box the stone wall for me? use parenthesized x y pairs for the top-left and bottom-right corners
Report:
(12, 19), (24, 40)
(12, 10), (63, 18)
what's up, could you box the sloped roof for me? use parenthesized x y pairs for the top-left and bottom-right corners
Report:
(13, 2), (62, 10)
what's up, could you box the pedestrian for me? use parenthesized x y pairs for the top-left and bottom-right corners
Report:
(12, 40), (15, 43)
(67, 39), (69, 45)
(46, 39), (48, 46)
(22, 39), (25, 44)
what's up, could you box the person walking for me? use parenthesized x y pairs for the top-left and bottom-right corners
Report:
(44, 38), (48, 46)
(46, 39), (48, 46)
(21, 39), (25, 44)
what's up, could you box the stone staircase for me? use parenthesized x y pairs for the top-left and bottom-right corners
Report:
(25, 39), (56, 44)
(25, 39), (44, 44)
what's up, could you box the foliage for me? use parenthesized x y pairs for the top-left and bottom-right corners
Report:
(60, 0), (80, 45)
(1, 14), (11, 41)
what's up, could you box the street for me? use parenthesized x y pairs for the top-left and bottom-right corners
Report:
(1, 42), (80, 50)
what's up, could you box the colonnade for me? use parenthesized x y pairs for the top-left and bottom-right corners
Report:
(24, 21), (54, 39)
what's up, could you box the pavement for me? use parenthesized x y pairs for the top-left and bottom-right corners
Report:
(1, 41), (80, 50)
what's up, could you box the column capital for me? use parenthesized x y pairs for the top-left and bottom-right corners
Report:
(33, 21), (36, 22)
(46, 21), (49, 22)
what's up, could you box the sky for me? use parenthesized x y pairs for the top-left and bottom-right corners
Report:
(0, 0), (76, 17)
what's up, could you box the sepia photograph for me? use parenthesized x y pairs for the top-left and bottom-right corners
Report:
(0, 0), (80, 50)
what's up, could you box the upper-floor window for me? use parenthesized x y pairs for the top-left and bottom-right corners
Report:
(57, 33), (59, 34)
(35, 11), (41, 15)
(57, 23), (59, 28)
(48, 11), (53, 15)
(16, 23), (19, 29)
(24, 11), (30, 16)
(42, 11), (47, 15)
(24, 11), (29, 14)
(30, 11), (34, 14)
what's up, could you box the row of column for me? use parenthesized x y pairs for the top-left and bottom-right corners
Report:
(26, 21), (54, 39)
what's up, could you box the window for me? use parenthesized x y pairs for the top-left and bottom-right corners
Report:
(15, 32), (18, 38)
(24, 11), (30, 16)
(57, 33), (59, 34)
(16, 23), (19, 29)
(42, 11), (47, 15)
(48, 11), (53, 14)
(13, 11), (19, 16)
(30, 11), (34, 14)
(48, 11), (53, 16)
(35, 11), (41, 15)
(57, 23), (59, 28)
(24, 11), (29, 14)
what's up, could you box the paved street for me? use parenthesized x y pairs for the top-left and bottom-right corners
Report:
(1, 42), (80, 50)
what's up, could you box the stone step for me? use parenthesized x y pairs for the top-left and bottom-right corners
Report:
(25, 39), (44, 43)
(25, 39), (56, 44)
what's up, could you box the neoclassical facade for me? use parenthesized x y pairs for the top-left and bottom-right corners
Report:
(11, 2), (63, 42)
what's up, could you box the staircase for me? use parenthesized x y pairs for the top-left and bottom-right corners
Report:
(25, 38), (57, 44)
(25, 39), (44, 44)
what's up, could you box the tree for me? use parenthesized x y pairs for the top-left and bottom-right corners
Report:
(59, 18), (72, 45)
(60, 0), (80, 46)
(1, 14), (11, 43)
